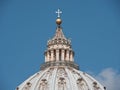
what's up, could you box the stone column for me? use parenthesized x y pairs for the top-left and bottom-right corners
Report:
(66, 50), (69, 61)
(51, 50), (54, 61)
(47, 51), (50, 62)
(70, 51), (74, 61)
(61, 49), (65, 61)
(56, 49), (59, 61)
(45, 52), (47, 62)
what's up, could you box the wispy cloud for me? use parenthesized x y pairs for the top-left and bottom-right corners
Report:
(94, 68), (120, 90)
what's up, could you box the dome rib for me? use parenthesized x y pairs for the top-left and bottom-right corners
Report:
(65, 67), (78, 90)
(75, 70), (93, 90)
(33, 68), (50, 90)
(50, 68), (57, 90)
(85, 73), (105, 89)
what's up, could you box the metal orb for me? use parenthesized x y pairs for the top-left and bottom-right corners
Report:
(56, 18), (62, 25)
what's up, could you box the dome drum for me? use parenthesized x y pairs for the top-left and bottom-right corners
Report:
(44, 48), (75, 62)
(40, 61), (79, 70)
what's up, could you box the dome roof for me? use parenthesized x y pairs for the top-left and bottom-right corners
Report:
(47, 27), (71, 47)
(16, 9), (106, 90)
(17, 66), (105, 90)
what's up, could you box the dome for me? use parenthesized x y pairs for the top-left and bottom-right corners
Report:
(17, 66), (105, 90)
(16, 9), (106, 90)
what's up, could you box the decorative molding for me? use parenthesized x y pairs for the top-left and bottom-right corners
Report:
(40, 61), (79, 70)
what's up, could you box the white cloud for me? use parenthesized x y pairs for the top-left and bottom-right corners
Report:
(95, 68), (120, 90)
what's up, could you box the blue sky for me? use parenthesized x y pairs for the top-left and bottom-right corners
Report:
(0, 0), (120, 90)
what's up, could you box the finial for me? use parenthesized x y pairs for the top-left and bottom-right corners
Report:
(55, 9), (62, 25)
(56, 9), (62, 18)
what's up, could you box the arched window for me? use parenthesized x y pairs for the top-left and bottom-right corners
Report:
(39, 79), (48, 90)
(58, 77), (66, 90)
(93, 82), (100, 90)
(77, 78), (88, 90)
(23, 82), (31, 90)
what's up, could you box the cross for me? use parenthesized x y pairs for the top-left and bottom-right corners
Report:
(56, 9), (62, 18)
